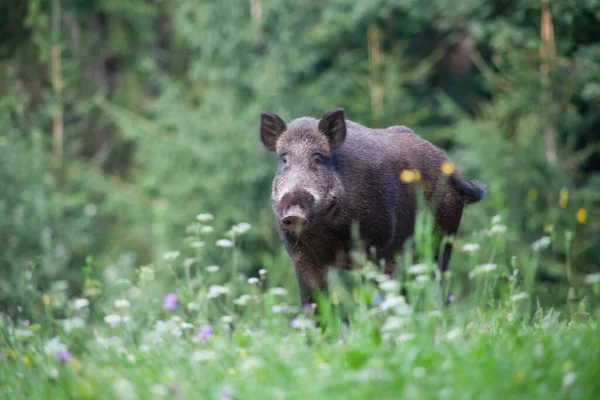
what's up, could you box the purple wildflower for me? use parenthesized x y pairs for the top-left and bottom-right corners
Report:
(447, 294), (455, 303)
(303, 303), (315, 315)
(219, 389), (233, 400)
(163, 292), (178, 311)
(290, 317), (301, 329)
(168, 381), (181, 397)
(197, 325), (213, 341)
(56, 349), (72, 363)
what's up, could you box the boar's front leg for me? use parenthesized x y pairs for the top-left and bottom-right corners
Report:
(294, 263), (327, 307)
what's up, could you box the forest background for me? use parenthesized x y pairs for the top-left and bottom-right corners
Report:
(1, 0), (599, 314)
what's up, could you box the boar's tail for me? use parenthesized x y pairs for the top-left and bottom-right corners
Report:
(450, 174), (487, 204)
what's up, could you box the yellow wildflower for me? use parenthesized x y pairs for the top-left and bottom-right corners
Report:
(43, 294), (51, 306)
(227, 368), (236, 376)
(331, 291), (340, 305)
(400, 169), (421, 183)
(576, 208), (587, 224)
(514, 370), (526, 384)
(559, 187), (568, 209)
(526, 188), (538, 202)
(22, 355), (32, 368)
(69, 358), (83, 374)
(441, 161), (454, 175)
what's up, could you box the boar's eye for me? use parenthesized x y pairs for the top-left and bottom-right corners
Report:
(279, 154), (288, 164)
(313, 154), (325, 164)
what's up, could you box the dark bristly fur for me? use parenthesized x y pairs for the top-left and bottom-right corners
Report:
(260, 108), (486, 306)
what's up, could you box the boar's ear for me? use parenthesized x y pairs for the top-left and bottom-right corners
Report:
(318, 108), (346, 149)
(260, 112), (287, 152)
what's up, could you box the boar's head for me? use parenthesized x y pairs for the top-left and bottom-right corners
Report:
(260, 108), (346, 236)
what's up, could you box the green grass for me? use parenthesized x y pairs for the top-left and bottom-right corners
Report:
(1, 214), (599, 400)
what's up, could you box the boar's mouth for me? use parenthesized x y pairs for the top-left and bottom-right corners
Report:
(280, 209), (310, 235)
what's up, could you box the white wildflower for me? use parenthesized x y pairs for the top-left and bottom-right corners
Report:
(180, 322), (194, 330)
(379, 295), (407, 311)
(104, 314), (122, 327)
(112, 377), (137, 400)
(190, 241), (205, 248)
(191, 350), (219, 363)
(381, 316), (405, 332)
(138, 265), (154, 283)
(584, 273), (600, 284)
(562, 372), (577, 388)
(415, 274), (430, 284)
(240, 357), (264, 373)
(183, 258), (196, 269)
(397, 333), (415, 342)
(469, 263), (498, 278)
(271, 303), (298, 314)
(216, 239), (233, 248)
(461, 243), (480, 253)
(491, 215), (502, 225)
(163, 251), (180, 260)
(186, 223), (201, 235)
(259, 268), (267, 276)
(510, 292), (529, 302)
(230, 222), (251, 235)
(269, 287), (288, 296)
(531, 236), (551, 251)
(206, 265), (220, 273)
(196, 213), (214, 222)
(379, 280), (400, 292)
(11, 328), (34, 338)
(151, 385), (169, 397)
(200, 225), (214, 233)
(207, 285), (229, 298)
(290, 317), (315, 330)
(221, 315), (234, 323)
(408, 263), (431, 275)
(489, 224), (507, 235)
(446, 328), (461, 340)
(114, 299), (131, 309)
(247, 277), (260, 285)
(73, 298), (89, 310)
(233, 294), (253, 306)
(62, 317), (85, 333)
(187, 302), (200, 311)
(47, 367), (59, 379)
(44, 337), (67, 356)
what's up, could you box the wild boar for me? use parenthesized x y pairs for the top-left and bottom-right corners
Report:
(260, 108), (486, 306)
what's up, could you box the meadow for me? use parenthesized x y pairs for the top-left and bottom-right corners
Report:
(1, 210), (598, 400)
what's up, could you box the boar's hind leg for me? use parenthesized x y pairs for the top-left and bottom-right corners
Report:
(434, 190), (465, 271)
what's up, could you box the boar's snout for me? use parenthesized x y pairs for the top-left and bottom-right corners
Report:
(276, 189), (317, 235)
(281, 211), (309, 234)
